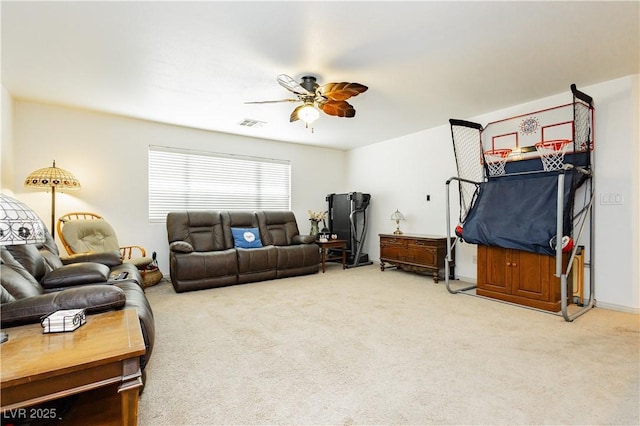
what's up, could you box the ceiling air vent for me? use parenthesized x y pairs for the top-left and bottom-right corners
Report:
(238, 118), (266, 128)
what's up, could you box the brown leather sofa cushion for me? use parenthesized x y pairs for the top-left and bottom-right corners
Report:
(222, 211), (258, 246)
(256, 211), (303, 245)
(1, 247), (43, 298)
(6, 243), (49, 282)
(167, 211), (231, 251)
(236, 246), (278, 283)
(1, 262), (42, 300)
(275, 244), (321, 278)
(172, 250), (238, 280)
(1, 284), (126, 327)
(41, 262), (110, 290)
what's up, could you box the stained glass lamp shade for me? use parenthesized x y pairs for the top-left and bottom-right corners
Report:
(24, 161), (80, 239)
(0, 193), (46, 245)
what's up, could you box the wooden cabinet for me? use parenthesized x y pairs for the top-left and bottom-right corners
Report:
(379, 234), (454, 282)
(477, 245), (569, 312)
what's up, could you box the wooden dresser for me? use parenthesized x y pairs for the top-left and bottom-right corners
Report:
(477, 245), (569, 312)
(379, 234), (455, 282)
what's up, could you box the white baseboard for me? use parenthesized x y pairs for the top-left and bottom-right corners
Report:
(448, 275), (476, 284)
(594, 301), (640, 315)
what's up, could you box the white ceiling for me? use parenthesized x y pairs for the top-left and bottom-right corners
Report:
(2, 1), (639, 151)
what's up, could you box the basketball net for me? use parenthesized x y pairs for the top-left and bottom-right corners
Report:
(483, 149), (512, 176)
(535, 139), (571, 171)
(450, 122), (483, 223)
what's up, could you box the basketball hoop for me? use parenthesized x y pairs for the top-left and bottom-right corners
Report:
(535, 139), (571, 171)
(483, 148), (512, 176)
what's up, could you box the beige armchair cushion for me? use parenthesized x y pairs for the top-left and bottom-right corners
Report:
(58, 215), (153, 271)
(60, 219), (120, 253)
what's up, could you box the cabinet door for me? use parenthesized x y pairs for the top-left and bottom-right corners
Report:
(511, 250), (554, 302)
(477, 245), (510, 294)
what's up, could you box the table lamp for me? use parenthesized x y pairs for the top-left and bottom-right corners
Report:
(391, 209), (405, 235)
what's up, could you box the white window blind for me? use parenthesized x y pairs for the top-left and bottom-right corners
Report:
(148, 146), (291, 222)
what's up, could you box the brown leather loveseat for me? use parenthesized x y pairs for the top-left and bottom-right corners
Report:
(166, 211), (319, 293)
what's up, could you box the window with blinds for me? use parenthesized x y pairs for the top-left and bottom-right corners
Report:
(148, 146), (291, 222)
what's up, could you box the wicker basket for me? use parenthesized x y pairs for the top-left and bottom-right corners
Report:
(142, 268), (163, 288)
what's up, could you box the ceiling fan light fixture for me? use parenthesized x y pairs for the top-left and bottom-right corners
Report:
(298, 103), (320, 125)
(248, 74), (368, 130)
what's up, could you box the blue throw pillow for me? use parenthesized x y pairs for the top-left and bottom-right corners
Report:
(231, 227), (263, 248)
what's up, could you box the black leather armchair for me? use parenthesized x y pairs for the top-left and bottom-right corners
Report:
(0, 230), (155, 370)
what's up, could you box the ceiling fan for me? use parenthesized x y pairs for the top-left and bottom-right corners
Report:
(245, 74), (368, 128)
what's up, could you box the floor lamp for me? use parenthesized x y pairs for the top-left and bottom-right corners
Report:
(24, 161), (81, 239)
(0, 193), (47, 343)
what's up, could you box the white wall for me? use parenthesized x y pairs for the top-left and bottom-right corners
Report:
(4, 100), (347, 274)
(344, 124), (476, 276)
(348, 75), (640, 313)
(1, 86), (14, 189)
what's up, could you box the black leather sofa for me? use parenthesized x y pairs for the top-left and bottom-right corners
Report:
(166, 210), (319, 293)
(0, 230), (155, 370)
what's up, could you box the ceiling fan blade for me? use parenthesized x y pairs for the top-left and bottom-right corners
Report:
(289, 105), (303, 122)
(244, 98), (299, 104)
(277, 74), (313, 96)
(318, 82), (368, 101)
(318, 100), (356, 118)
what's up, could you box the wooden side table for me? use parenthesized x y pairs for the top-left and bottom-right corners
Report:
(316, 239), (347, 273)
(1, 309), (145, 425)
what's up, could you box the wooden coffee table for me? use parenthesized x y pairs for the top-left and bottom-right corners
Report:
(317, 239), (347, 273)
(1, 309), (145, 425)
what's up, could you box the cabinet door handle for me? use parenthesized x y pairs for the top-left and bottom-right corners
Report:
(506, 262), (511, 266)
(512, 263), (517, 267)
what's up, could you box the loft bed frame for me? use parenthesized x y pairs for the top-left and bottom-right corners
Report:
(444, 84), (595, 322)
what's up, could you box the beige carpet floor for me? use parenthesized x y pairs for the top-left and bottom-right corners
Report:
(138, 264), (639, 425)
